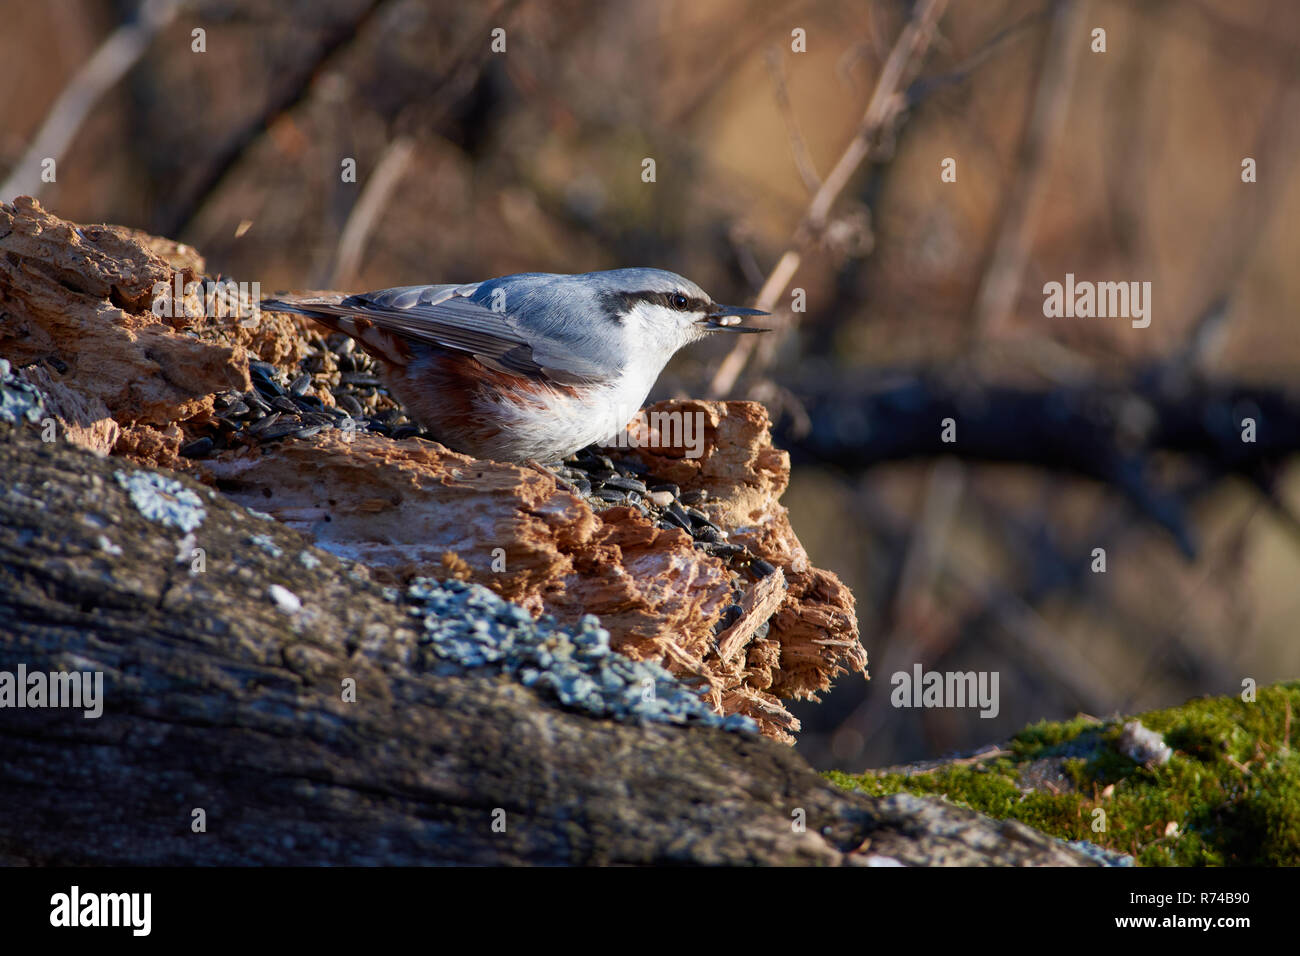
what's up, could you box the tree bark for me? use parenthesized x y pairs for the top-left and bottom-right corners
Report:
(0, 426), (1095, 865)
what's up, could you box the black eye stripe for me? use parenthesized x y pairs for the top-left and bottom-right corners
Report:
(600, 290), (711, 319)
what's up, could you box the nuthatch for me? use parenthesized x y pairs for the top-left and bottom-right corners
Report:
(262, 269), (767, 462)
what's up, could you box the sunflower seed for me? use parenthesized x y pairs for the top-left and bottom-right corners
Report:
(248, 411), (283, 434)
(245, 392), (273, 415)
(257, 421), (304, 441)
(604, 475), (647, 495)
(663, 504), (692, 531)
(750, 558), (777, 578)
(680, 489), (708, 505)
(181, 436), (214, 458)
(289, 372), (311, 395)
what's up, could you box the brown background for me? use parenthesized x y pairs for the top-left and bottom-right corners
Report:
(3, 0), (1298, 769)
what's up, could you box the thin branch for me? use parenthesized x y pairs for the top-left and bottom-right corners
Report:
(326, 137), (416, 288)
(970, 0), (1086, 337)
(708, 0), (949, 399)
(766, 48), (821, 194)
(1, 0), (181, 202)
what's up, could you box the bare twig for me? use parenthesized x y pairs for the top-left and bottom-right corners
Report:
(1, 0), (181, 202)
(766, 48), (821, 194)
(326, 137), (417, 287)
(708, 0), (948, 399)
(970, 0), (1087, 337)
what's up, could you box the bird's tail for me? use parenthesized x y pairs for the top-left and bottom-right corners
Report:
(261, 294), (413, 368)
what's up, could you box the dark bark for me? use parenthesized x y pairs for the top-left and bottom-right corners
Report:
(0, 424), (1095, 865)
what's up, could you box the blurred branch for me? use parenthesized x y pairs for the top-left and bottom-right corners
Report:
(766, 48), (821, 194)
(1, 0), (181, 201)
(778, 371), (1300, 557)
(155, 0), (392, 238)
(708, 0), (949, 399)
(326, 136), (416, 287)
(970, 0), (1086, 338)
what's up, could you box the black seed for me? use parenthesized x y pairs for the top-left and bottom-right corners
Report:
(680, 489), (708, 505)
(225, 400), (250, 417)
(649, 483), (680, 497)
(719, 603), (743, 628)
(245, 392), (272, 415)
(295, 394), (323, 410)
(337, 393), (364, 417)
(663, 504), (692, 531)
(604, 475), (647, 495)
(248, 411), (282, 434)
(391, 424), (421, 439)
(572, 478), (591, 495)
(294, 424), (324, 438)
(594, 489), (626, 503)
(257, 421), (304, 441)
(289, 372), (311, 396)
(693, 526), (723, 543)
(271, 395), (299, 414)
(750, 558), (777, 578)
(250, 362), (286, 396)
(340, 373), (382, 386)
(181, 436), (214, 458)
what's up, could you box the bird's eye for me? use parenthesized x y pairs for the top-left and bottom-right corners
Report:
(672, 293), (688, 309)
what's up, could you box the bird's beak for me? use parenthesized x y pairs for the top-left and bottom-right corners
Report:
(699, 303), (770, 333)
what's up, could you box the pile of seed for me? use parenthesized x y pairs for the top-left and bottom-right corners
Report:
(402, 577), (757, 733)
(180, 332), (428, 459)
(549, 449), (778, 639)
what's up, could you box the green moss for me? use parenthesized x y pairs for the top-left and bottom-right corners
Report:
(827, 681), (1300, 866)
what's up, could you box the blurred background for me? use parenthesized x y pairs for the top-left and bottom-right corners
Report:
(4, 0), (1300, 770)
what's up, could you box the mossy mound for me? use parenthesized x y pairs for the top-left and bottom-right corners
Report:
(827, 681), (1300, 866)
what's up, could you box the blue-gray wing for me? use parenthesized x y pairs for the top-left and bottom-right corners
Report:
(267, 283), (617, 386)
